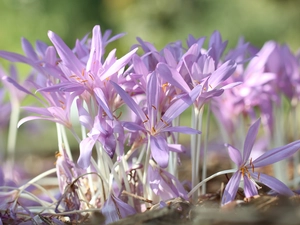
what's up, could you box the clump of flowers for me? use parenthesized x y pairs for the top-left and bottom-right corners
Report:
(0, 25), (300, 224)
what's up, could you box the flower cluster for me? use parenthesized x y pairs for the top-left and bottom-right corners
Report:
(0, 25), (300, 224)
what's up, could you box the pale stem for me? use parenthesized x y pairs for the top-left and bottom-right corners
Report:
(142, 135), (151, 200)
(60, 124), (73, 160)
(272, 100), (287, 184)
(56, 123), (63, 153)
(7, 99), (20, 167)
(201, 103), (211, 195)
(14, 168), (57, 209)
(188, 169), (236, 198)
(191, 105), (203, 199)
(291, 101), (299, 188)
(169, 116), (180, 177)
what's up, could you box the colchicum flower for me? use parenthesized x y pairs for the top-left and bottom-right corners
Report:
(222, 118), (300, 205)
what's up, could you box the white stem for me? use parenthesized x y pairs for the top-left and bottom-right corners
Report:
(201, 103), (211, 195)
(7, 99), (20, 166)
(60, 124), (73, 160)
(192, 106), (203, 199)
(188, 169), (236, 198)
(143, 135), (151, 200)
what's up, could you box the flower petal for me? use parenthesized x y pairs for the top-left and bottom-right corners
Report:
(221, 172), (241, 206)
(162, 126), (201, 134)
(94, 87), (113, 119)
(251, 172), (294, 196)
(150, 136), (169, 168)
(110, 81), (148, 123)
(243, 175), (258, 198)
(158, 84), (201, 130)
(78, 136), (97, 169)
(48, 31), (84, 76)
(225, 143), (243, 167)
(157, 63), (191, 93)
(252, 140), (300, 167)
(243, 118), (261, 162)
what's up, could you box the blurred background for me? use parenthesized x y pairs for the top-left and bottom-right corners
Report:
(1, 0), (300, 175)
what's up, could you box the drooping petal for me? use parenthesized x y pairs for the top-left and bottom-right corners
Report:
(252, 140), (300, 168)
(150, 135), (169, 168)
(221, 172), (242, 206)
(78, 136), (97, 169)
(243, 118), (261, 162)
(243, 175), (258, 198)
(102, 194), (136, 224)
(225, 143), (243, 167)
(251, 172), (294, 197)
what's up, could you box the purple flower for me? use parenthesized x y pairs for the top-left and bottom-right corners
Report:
(148, 162), (188, 200)
(102, 193), (136, 224)
(111, 72), (201, 168)
(222, 118), (300, 205)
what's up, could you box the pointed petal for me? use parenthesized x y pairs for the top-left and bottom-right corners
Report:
(150, 136), (169, 168)
(94, 88), (113, 119)
(168, 144), (186, 153)
(21, 38), (38, 61)
(147, 71), (159, 126)
(252, 140), (300, 167)
(251, 172), (294, 196)
(86, 25), (102, 72)
(2, 76), (35, 97)
(100, 47), (138, 81)
(158, 84), (201, 130)
(48, 31), (84, 76)
(157, 63), (191, 93)
(162, 126), (201, 134)
(243, 118), (261, 162)
(123, 122), (145, 132)
(110, 81), (148, 122)
(243, 176), (258, 197)
(225, 143), (243, 167)
(221, 172), (241, 206)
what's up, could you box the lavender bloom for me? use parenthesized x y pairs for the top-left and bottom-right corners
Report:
(148, 162), (188, 200)
(111, 72), (202, 168)
(222, 118), (300, 205)
(102, 193), (136, 224)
